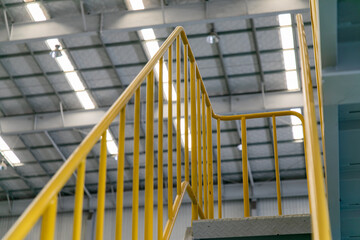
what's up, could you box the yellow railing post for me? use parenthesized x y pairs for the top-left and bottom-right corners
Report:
(132, 88), (140, 240)
(145, 70), (155, 240)
(297, 14), (332, 240)
(197, 77), (202, 211)
(158, 57), (164, 240)
(167, 46), (173, 220)
(190, 60), (198, 222)
(202, 93), (208, 218)
(72, 158), (86, 240)
(241, 117), (250, 217)
(217, 119), (222, 219)
(184, 44), (190, 183)
(206, 105), (214, 219)
(115, 107), (126, 240)
(272, 116), (282, 216)
(40, 196), (58, 240)
(176, 36), (182, 196)
(95, 131), (108, 240)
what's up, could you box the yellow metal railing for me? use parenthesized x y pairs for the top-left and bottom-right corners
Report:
(3, 17), (331, 240)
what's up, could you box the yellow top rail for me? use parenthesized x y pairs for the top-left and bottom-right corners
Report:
(3, 21), (331, 240)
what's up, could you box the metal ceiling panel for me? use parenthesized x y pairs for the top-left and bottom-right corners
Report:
(279, 156), (306, 170)
(250, 158), (274, 172)
(257, 29), (282, 50)
(0, 80), (20, 97)
(183, 24), (209, 35)
(11, 149), (36, 163)
(47, 74), (73, 92)
(0, 63), (8, 77)
(42, 161), (64, 174)
(0, 99), (32, 115)
(229, 76), (260, 94)
(254, 16), (279, 28)
(246, 118), (267, 128)
(27, 177), (50, 188)
(153, 28), (172, 39)
(27, 95), (59, 112)
(35, 54), (62, 73)
(247, 129), (271, 144)
(15, 77), (53, 95)
(60, 92), (84, 110)
(85, 172), (99, 184)
(221, 148), (240, 161)
(222, 161), (241, 174)
(197, 59), (223, 77)
(276, 126), (295, 142)
(102, 31), (139, 44)
(1, 56), (42, 76)
(15, 164), (46, 176)
(214, 19), (247, 32)
(188, 38), (216, 57)
(63, 35), (101, 48)
(45, 1), (79, 18)
(247, 144), (272, 158)
(219, 33), (253, 54)
(0, 43), (27, 54)
(82, 69), (119, 88)
(107, 45), (147, 65)
(70, 48), (111, 69)
(21, 133), (50, 147)
(277, 142), (304, 156)
(59, 145), (77, 159)
(48, 130), (83, 145)
(0, 167), (18, 179)
(217, 131), (239, 146)
(31, 148), (60, 161)
(260, 51), (284, 72)
(304, 25), (313, 46)
(84, 158), (100, 171)
(264, 72), (287, 91)
(116, 65), (145, 85)
(224, 55), (258, 75)
(27, 41), (50, 52)
(203, 79), (227, 96)
(1, 179), (28, 190)
(93, 89), (122, 107)
(7, 6), (32, 23)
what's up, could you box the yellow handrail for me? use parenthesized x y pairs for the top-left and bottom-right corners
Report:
(3, 23), (331, 240)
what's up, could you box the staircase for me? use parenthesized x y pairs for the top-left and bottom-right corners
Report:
(2, 5), (331, 240)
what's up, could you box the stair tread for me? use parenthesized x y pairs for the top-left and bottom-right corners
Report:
(192, 214), (311, 239)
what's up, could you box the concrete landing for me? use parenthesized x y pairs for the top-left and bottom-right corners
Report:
(192, 214), (311, 239)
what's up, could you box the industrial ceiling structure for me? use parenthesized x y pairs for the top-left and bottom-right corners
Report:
(0, 0), (320, 206)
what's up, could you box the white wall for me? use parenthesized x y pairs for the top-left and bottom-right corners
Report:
(0, 197), (309, 240)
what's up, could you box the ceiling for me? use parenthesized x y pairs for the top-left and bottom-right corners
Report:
(0, 0), (321, 202)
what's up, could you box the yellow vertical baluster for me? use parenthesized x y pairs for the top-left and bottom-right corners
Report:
(207, 105), (214, 219)
(132, 88), (140, 240)
(272, 116), (282, 216)
(40, 196), (58, 240)
(167, 46), (173, 220)
(72, 158), (86, 240)
(176, 36), (181, 196)
(116, 107), (126, 240)
(217, 119), (222, 219)
(145, 70), (154, 240)
(202, 93), (208, 218)
(197, 77), (202, 211)
(241, 117), (250, 217)
(95, 131), (107, 240)
(190, 60), (198, 221)
(184, 44), (189, 183)
(158, 57), (164, 240)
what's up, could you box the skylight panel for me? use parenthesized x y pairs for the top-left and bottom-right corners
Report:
(26, 2), (47, 22)
(290, 108), (303, 140)
(283, 50), (296, 70)
(141, 29), (157, 41)
(106, 130), (118, 156)
(280, 27), (294, 49)
(76, 91), (95, 110)
(65, 72), (85, 91)
(0, 137), (23, 166)
(278, 14), (292, 26)
(286, 71), (299, 90)
(128, 0), (145, 10)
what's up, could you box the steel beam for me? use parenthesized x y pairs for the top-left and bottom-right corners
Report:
(0, 0), (309, 45)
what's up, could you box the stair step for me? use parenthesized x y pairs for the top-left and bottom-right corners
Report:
(192, 214), (311, 239)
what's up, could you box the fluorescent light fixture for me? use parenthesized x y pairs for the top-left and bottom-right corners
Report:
(283, 50), (296, 70)
(65, 72), (85, 91)
(0, 137), (23, 166)
(128, 0), (144, 10)
(237, 144), (242, 151)
(290, 108), (303, 140)
(280, 27), (294, 49)
(26, 2), (47, 22)
(140, 29), (157, 41)
(278, 14), (292, 26)
(286, 71), (299, 90)
(76, 91), (95, 110)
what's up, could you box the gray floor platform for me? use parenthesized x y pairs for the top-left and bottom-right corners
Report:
(192, 214), (311, 239)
